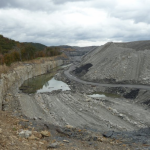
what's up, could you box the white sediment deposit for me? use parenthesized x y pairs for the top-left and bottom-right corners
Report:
(78, 41), (150, 84)
(0, 60), (63, 110)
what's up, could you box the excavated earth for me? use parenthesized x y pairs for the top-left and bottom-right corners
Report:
(73, 41), (150, 84)
(2, 41), (150, 149)
(8, 65), (150, 149)
(0, 69), (138, 150)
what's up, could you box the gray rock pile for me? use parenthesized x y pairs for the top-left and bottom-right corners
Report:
(75, 41), (150, 84)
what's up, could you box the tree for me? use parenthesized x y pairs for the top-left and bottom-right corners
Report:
(11, 51), (20, 62)
(21, 44), (36, 60)
(4, 53), (12, 66)
(0, 54), (4, 65)
(24, 45), (36, 60)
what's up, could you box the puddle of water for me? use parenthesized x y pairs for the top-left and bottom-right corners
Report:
(37, 77), (70, 93)
(19, 67), (70, 94)
(60, 64), (72, 69)
(88, 92), (121, 98)
(88, 94), (106, 98)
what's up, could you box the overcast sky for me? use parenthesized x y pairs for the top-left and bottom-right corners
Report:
(0, 0), (150, 46)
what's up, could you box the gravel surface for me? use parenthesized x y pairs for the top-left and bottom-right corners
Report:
(75, 42), (150, 85)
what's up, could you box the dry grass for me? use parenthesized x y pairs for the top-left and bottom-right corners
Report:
(60, 53), (68, 58)
(62, 48), (75, 51)
(0, 64), (9, 75)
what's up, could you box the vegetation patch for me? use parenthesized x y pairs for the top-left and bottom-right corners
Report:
(0, 34), (61, 66)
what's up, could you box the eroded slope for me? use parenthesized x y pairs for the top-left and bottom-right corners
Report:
(75, 41), (150, 84)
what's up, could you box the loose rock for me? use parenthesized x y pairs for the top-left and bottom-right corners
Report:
(47, 142), (60, 149)
(103, 131), (114, 138)
(63, 140), (69, 143)
(65, 125), (74, 129)
(19, 130), (32, 138)
(28, 134), (39, 140)
(41, 130), (51, 137)
(0, 128), (2, 134)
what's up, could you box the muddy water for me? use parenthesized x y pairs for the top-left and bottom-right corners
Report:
(37, 77), (70, 93)
(88, 92), (121, 98)
(88, 94), (106, 98)
(19, 67), (70, 94)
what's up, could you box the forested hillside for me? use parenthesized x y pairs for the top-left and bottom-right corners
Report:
(0, 35), (61, 65)
(0, 35), (17, 54)
(23, 42), (47, 51)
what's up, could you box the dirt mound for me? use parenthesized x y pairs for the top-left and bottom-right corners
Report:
(115, 40), (150, 51)
(76, 41), (150, 84)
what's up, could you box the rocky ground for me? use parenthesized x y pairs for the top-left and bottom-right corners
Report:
(0, 110), (137, 150)
(56, 70), (150, 146)
(74, 41), (150, 85)
(1, 69), (149, 149)
(2, 62), (150, 149)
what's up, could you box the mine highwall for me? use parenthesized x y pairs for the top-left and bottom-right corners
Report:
(0, 60), (63, 110)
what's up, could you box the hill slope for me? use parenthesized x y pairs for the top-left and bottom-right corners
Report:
(0, 35), (62, 65)
(74, 41), (150, 85)
(23, 42), (46, 51)
(0, 35), (18, 54)
(0, 35), (47, 55)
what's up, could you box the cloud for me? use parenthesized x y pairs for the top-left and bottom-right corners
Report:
(0, 0), (150, 46)
(108, 0), (150, 23)
(0, 0), (17, 8)
(52, 0), (91, 4)
(0, 0), (59, 12)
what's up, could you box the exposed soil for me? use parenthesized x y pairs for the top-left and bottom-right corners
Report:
(0, 110), (136, 150)
(76, 42), (150, 85)
(2, 59), (150, 150)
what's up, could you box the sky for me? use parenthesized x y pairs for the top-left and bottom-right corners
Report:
(0, 0), (150, 46)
